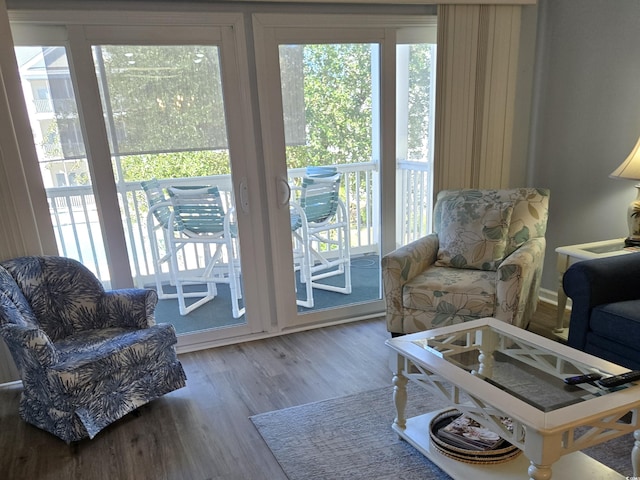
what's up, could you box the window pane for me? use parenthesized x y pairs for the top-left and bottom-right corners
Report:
(92, 44), (246, 334)
(282, 43), (373, 169)
(396, 42), (436, 246)
(94, 45), (228, 159)
(280, 43), (380, 313)
(15, 46), (108, 281)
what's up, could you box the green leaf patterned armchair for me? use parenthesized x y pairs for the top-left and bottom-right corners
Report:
(382, 188), (550, 335)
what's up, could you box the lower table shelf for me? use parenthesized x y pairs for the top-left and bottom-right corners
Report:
(393, 410), (624, 480)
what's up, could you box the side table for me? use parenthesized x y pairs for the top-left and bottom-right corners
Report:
(555, 238), (633, 341)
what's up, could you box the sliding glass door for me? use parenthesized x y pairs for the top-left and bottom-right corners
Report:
(9, 9), (436, 346)
(253, 14), (436, 328)
(89, 41), (248, 336)
(11, 15), (266, 347)
(282, 41), (379, 314)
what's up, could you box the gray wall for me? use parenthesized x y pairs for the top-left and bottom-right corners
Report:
(530, 0), (640, 294)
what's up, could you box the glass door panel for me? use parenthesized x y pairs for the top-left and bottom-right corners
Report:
(255, 16), (438, 329)
(396, 39), (437, 247)
(14, 46), (109, 282)
(91, 43), (247, 335)
(279, 42), (382, 317)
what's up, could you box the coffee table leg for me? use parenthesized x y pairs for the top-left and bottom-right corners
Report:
(633, 429), (640, 476)
(392, 372), (408, 430)
(527, 462), (552, 480)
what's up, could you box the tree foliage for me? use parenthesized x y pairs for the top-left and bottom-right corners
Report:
(120, 151), (230, 181)
(286, 43), (373, 170)
(99, 45), (227, 158)
(94, 42), (433, 182)
(407, 44), (434, 161)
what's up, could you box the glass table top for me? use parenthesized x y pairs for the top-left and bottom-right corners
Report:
(582, 242), (626, 254)
(410, 324), (632, 412)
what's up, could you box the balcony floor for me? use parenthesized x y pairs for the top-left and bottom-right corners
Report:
(153, 253), (381, 335)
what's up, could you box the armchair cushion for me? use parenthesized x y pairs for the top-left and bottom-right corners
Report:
(436, 200), (513, 271)
(404, 267), (496, 328)
(52, 323), (177, 380)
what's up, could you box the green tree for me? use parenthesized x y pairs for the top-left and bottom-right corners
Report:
(407, 44), (434, 161)
(95, 44), (231, 182)
(286, 43), (373, 170)
(121, 151), (230, 181)
(96, 42), (434, 182)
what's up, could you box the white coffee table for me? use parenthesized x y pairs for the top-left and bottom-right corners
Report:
(386, 318), (640, 480)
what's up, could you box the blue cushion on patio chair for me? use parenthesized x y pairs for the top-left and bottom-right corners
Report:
(0, 255), (186, 443)
(166, 186), (245, 317)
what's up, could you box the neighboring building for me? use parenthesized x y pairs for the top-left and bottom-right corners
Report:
(17, 46), (89, 189)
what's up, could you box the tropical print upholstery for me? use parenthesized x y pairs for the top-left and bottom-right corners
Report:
(0, 256), (187, 443)
(382, 188), (549, 334)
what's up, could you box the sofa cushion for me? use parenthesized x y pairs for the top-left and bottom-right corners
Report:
(589, 300), (640, 347)
(403, 266), (496, 323)
(584, 333), (640, 370)
(436, 200), (513, 271)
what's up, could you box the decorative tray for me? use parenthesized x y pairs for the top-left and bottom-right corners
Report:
(429, 409), (522, 465)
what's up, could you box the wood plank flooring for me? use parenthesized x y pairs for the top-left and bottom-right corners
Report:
(0, 302), (561, 480)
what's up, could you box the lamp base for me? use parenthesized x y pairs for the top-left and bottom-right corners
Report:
(625, 237), (640, 247)
(626, 185), (640, 247)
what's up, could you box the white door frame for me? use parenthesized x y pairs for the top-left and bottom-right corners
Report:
(252, 13), (436, 329)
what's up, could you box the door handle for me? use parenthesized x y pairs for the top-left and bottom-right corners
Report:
(239, 178), (249, 214)
(276, 176), (291, 208)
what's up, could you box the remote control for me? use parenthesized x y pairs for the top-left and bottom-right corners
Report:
(598, 370), (640, 388)
(563, 373), (603, 385)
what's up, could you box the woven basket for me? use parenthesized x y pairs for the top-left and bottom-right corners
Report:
(429, 409), (522, 465)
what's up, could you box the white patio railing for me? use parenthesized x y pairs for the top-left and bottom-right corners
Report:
(45, 161), (431, 286)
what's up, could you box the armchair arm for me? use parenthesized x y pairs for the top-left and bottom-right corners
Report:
(99, 288), (158, 329)
(563, 252), (640, 306)
(0, 323), (58, 368)
(495, 237), (546, 328)
(382, 234), (439, 333)
(563, 252), (640, 349)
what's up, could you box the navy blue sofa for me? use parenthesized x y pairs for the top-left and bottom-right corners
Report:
(563, 252), (640, 370)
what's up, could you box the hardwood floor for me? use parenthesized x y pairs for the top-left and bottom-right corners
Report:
(0, 302), (563, 480)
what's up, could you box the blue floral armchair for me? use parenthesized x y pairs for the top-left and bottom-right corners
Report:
(382, 188), (550, 335)
(0, 256), (187, 443)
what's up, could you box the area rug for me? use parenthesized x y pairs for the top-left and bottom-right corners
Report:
(250, 384), (635, 480)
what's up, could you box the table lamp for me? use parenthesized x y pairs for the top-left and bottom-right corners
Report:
(610, 135), (640, 246)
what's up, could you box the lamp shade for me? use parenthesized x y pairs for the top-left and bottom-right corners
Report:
(611, 136), (640, 180)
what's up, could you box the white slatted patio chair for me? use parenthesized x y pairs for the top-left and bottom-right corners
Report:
(166, 185), (244, 317)
(142, 179), (184, 298)
(290, 167), (351, 308)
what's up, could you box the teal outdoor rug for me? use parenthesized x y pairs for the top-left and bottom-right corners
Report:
(154, 254), (380, 334)
(250, 384), (634, 480)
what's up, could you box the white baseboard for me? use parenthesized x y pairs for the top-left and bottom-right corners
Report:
(538, 286), (572, 309)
